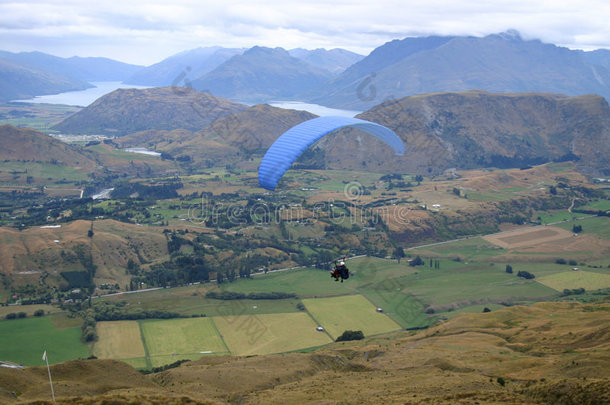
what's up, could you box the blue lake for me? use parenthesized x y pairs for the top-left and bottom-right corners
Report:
(14, 83), (359, 116)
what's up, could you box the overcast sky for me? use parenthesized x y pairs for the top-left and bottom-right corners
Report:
(1, 0), (609, 66)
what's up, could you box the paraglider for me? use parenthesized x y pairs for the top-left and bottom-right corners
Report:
(331, 258), (350, 282)
(258, 116), (405, 190)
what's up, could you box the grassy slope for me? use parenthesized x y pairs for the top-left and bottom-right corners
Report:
(2, 301), (608, 404)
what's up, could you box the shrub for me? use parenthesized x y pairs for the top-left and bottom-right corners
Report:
(33, 309), (45, 317)
(336, 330), (365, 342)
(5, 313), (17, 320)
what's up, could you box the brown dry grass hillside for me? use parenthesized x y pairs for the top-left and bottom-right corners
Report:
(0, 125), (97, 170)
(318, 91), (610, 177)
(51, 87), (247, 136)
(0, 220), (168, 288)
(119, 104), (316, 167)
(2, 302), (608, 404)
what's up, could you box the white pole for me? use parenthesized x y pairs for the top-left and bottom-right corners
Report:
(43, 351), (55, 403)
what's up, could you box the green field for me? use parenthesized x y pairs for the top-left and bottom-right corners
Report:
(400, 265), (557, 306)
(539, 211), (574, 224)
(303, 295), (402, 339)
(555, 216), (610, 240)
(0, 316), (88, 366)
(578, 199), (610, 211)
(222, 268), (359, 297)
(140, 318), (229, 368)
(536, 271), (610, 291)
(103, 284), (302, 316)
(213, 312), (332, 356)
(413, 238), (504, 261)
(360, 284), (431, 329)
(221, 257), (419, 298)
(0, 161), (89, 183)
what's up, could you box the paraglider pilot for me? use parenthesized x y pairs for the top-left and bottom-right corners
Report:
(331, 259), (349, 282)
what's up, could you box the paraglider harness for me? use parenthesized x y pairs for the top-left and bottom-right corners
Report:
(331, 258), (350, 282)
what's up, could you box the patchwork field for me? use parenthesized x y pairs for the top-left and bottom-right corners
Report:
(213, 312), (332, 356)
(140, 318), (229, 367)
(303, 294), (402, 339)
(536, 270), (610, 291)
(0, 316), (88, 366)
(93, 321), (146, 364)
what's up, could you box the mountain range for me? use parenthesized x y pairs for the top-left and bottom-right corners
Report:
(312, 31), (610, 109)
(0, 51), (142, 101)
(4, 31), (610, 107)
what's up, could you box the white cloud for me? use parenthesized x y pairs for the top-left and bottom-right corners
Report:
(0, 0), (608, 65)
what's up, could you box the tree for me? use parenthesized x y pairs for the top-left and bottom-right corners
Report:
(505, 264), (513, 274)
(393, 247), (405, 263)
(549, 186), (557, 195)
(415, 175), (424, 185)
(572, 224), (582, 233)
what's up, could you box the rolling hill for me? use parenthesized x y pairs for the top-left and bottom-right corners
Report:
(118, 103), (316, 167)
(311, 91), (610, 177)
(51, 87), (248, 136)
(0, 124), (97, 170)
(312, 31), (610, 110)
(109, 91), (610, 177)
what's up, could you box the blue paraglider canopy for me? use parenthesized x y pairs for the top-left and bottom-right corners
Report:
(258, 116), (405, 190)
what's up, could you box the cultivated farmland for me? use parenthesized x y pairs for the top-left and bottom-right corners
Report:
(213, 312), (332, 356)
(303, 295), (401, 339)
(93, 321), (146, 368)
(140, 318), (228, 367)
(536, 271), (610, 291)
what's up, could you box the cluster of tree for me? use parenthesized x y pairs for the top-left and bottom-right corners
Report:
(81, 309), (97, 342)
(4, 309), (44, 319)
(556, 258), (579, 266)
(5, 312), (27, 319)
(409, 255), (425, 266)
(140, 359), (190, 375)
(562, 288), (586, 296)
(517, 270), (535, 279)
(90, 301), (181, 322)
(336, 330), (365, 342)
(205, 291), (297, 300)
